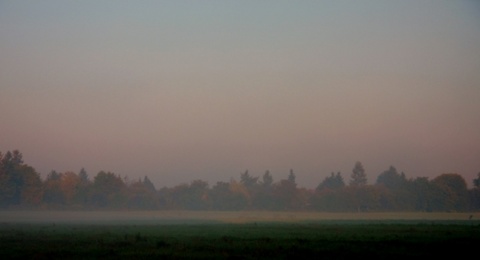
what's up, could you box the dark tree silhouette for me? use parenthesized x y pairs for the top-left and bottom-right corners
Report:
(143, 176), (156, 192)
(0, 150), (27, 206)
(261, 170), (273, 187)
(317, 172), (345, 191)
(431, 173), (468, 211)
(79, 168), (89, 182)
(474, 172), (480, 189)
(1, 149), (479, 212)
(376, 166), (408, 190)
(91, 171), (126, 208)
(240, 170), (258, 189)
(288, 169), (296, 186)
(350, 161), (367, 186)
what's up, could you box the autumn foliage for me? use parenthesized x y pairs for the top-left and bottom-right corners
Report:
(1, 150), (480, 211)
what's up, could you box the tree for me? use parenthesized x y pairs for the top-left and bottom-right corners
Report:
(317, 172), (345, 191)
(240, 170), (258, 189)
(310, 188), (349, 212)
(209, 181), (248, 210)
(376, 166), (408, 190)
(253, 170), (275, 210)
(431, 173), (468, 211)
(270, 170), (302, 210)
(187, 179), (210, 210)
(17, 165), (43, 206)
(91, 171), (127, 208)
(272, 179), (300, 210)
(288, 169), (296, 186)
(474, 172), (480, 189)
(350, 161), (367, 186)
(167, 180), (209, 210)
(229, 179), (250, 209)
(127, 178), (158, 209)
(261, 170), (273, 187)
(407, 177), (433, 211)
(143, 176), (156, 193)
(75, 168), (92, 206)
(209, 181), (233, 210)
(1, 150), (24, 170)
(471, 172), (480, 211)
(0, 150), (29, 207)
(60, 171), (81, 205)
(43, 171), (65, 206)
(375, 166), (413, 211)
(79, 168), (89, 182)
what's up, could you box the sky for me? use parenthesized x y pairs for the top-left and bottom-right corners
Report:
(1, 0), (479, 189)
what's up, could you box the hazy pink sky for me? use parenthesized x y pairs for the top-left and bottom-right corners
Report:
(1, 1), (479, 188)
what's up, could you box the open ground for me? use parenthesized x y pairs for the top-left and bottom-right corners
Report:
(0, 211), (479, 259)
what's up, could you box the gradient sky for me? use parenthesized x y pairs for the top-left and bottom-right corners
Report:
(1, 0), (479, 189)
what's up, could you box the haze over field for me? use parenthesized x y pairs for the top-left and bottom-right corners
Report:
(1, 1), (479, 189)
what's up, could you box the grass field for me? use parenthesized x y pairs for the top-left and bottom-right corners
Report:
(0, 211), (479, 259)
(1, 210), (479, 224)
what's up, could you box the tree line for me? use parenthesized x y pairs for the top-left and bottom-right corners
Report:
(1, 150), (480, 211)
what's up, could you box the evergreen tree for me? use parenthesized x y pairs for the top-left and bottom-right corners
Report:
(0, 150), (43, 207)
(79, 168), (89, 182)
(240, 170), (258, 189)
(261, 170), (273, 187)
(288, 169), (296, 185)
(143, 176), (156, 192)
(350, 161), (367, 186)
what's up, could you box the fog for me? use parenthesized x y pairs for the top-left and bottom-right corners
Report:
(1, 1), (479, 189)
(0, 211), (476, 225)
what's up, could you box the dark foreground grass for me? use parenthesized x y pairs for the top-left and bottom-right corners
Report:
(0, 221), (479, 259)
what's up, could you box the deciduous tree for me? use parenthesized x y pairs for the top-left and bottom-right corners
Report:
(431, 173), (468, 211)
(43, 171), (65, 206)
(376, 166), (407, 190)
(91, 171), (126, 208)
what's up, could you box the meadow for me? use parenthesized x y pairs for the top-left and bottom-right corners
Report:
(0, 211), (479, 259)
